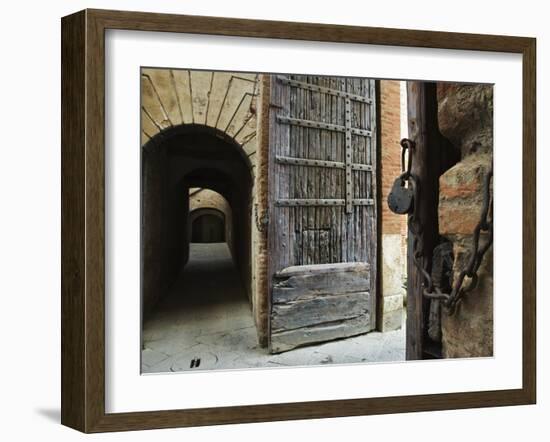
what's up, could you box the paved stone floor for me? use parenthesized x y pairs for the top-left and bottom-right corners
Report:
(142, 243), (405, 374)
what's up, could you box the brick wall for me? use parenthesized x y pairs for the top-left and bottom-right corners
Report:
(379, 80), (407, 331)
(380, 80), (405, 235)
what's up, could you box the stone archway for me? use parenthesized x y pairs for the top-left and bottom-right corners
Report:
(140, 67), (264, 312)
(140, 68), (272, 347)
(140, 69), (259, 164)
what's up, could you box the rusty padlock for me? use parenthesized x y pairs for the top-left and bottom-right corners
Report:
(387, 175), (414, 215)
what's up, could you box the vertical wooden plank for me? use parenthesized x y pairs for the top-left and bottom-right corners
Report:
(319, 229), (330, 263)
(316, 76), (324, 262)
(344, 79), (353, 261)
(352, 80), (360, 262)
(361, 79), (368, 265)
(321, 76), (332, 263)
(267, 74), (280, 350)
(297, 74), (306, 265)
(304, 76), (314, 263)
(356, 80), (362, 265)
(406, 82), (441, 360)
(280, 78), (291, 270)
(309, 76), (318, 263)
(273, 77), (282, 272)
(327, 77), (336, 263)
(315, 77), (322, 262)
(345, 97), (353, 214)
(288, 77), (296, 267)
(338, 77), (348, 262)
(292, 75), (300, 264)
(368, 78), (378, 329)
(352, 78), (358, 261)
(330, 77), (340, 262)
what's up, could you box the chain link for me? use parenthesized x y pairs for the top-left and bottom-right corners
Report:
(444, 167), (493, 314)
(400, 138), (414, 178)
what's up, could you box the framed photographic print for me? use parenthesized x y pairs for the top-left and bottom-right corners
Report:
(61, 9), (536, 433)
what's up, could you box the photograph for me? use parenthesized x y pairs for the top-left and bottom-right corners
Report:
(139, 68), (494, 373)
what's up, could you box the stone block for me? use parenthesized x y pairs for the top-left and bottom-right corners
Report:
(383, 294), (404, 312)
(437, 84), (493, 158)
(380, 294), (403, 332)
(382, 234), (406, 296)
(381, 309), (403, 332)
(439, 153), (492, 236)
(441, 237), (493, 358)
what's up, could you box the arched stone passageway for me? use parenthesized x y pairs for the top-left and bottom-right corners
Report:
(141, 124), (253, 317)
(140, 68), (271, 347)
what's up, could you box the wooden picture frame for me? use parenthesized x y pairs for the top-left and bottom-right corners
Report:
(61, 8), (536, 433)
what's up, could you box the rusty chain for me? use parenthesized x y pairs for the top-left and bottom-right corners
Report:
(400, 138), (493, 316)
(444, 167), (493, 314)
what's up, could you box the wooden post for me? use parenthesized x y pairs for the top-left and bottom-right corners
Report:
(406, 82), (442, 360)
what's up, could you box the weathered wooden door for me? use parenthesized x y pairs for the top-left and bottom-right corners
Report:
(267, 74), (377, 353)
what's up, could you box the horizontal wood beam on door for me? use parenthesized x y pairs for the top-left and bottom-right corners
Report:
(276, 75), (373, 104)
(275, 198), (374, 207)
(275, 155), (373, 171)
(276, 116), (372, 137)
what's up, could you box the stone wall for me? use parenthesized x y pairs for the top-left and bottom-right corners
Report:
(437, 84), (493, 358)
(252, 75), (271, 346)
(379, 80), (408, 332)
